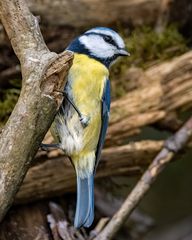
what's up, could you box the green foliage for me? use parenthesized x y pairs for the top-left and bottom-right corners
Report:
(111, 25), (188, 98)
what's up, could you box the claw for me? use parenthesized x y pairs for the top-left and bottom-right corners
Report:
(40, 143), (61, 151)
(41, 145), (48, 151)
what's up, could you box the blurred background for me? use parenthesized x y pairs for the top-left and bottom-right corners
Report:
(1, 0), (192, 239)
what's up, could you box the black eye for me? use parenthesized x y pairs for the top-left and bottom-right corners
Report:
(103, 35), (113, 44)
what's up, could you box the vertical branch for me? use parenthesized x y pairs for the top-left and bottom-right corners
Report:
(155, 0), (172, 33)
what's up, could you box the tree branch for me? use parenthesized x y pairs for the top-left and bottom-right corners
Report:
(94, 116), (192, 240)
(106, 51), (192, 146)
(14, 140), (162, 203)
(0, 0), (73, 222)
(28, 0), (160, 27)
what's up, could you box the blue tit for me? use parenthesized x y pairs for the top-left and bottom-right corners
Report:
(51, 27), (129, 228)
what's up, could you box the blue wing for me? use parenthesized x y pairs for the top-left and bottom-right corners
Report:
(94, 79), (110, 173)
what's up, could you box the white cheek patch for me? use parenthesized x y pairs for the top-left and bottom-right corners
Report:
(79, 35), (115, 59)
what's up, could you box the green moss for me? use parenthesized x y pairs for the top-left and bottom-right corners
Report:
(0, 88), (20, 126)
(111, 25), (188, 98)
(130, 25), (187, 66)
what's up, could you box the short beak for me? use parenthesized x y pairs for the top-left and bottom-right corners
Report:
(118, 48), (130, 57)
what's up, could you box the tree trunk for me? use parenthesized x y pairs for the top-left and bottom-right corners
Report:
(0, 0), (72, 222)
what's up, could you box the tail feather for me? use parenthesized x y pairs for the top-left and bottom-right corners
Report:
(84, 175), (94, 227)
(74, 174), (94, 228)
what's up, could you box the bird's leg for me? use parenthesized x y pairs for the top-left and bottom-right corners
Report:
(40, 143), (61, 151)
(55, 90), (90, 128)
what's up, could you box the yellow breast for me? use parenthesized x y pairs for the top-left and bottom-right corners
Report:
(68, 53), (109, 158)
(69, 53), (109, 111)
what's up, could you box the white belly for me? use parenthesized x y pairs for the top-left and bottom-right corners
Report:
(55, 108), (83, 155)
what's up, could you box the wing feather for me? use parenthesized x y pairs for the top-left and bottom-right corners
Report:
(94, 79), (110, 173)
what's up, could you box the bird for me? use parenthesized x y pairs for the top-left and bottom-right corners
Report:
(49, 27), (129, 228)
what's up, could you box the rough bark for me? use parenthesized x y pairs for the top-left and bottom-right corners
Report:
(0, 0), (73, 222)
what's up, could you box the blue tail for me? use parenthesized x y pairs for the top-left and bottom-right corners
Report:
(74, 174), (94, 228)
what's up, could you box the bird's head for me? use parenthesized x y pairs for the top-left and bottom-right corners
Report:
(67, 27), (129, 67)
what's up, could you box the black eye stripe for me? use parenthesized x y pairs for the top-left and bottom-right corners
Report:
(84, 32), (119, 48)
(103, 35), (116, 46)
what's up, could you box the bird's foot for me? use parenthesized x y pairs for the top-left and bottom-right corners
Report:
(55, 89), (90, 128)
(80, 115), (90, 128)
